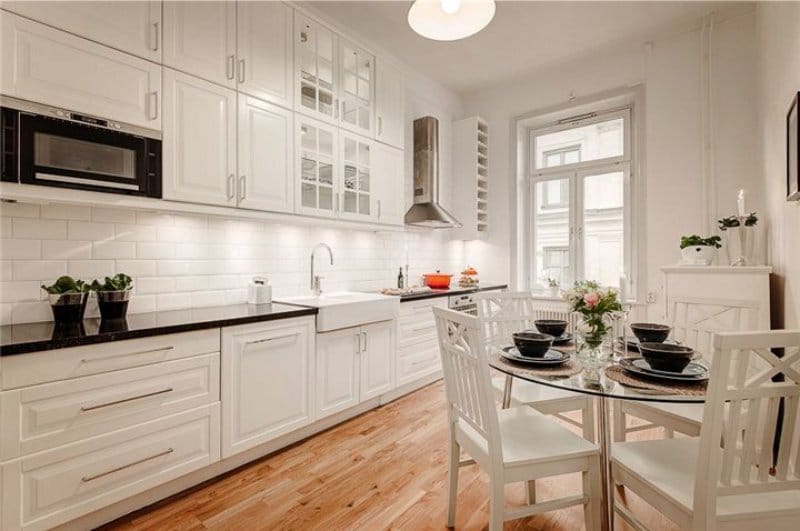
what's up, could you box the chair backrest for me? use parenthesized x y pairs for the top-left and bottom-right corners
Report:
(667, 297), (760, 357)
(473, 291), (572, 352)
(433, 306), (502, 453)
(693, 330), (800, 525)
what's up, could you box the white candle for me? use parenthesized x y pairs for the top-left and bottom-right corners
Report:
(737, 189), (746, 217)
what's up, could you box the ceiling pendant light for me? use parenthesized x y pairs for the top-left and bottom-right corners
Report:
(408, 0), (496, 42)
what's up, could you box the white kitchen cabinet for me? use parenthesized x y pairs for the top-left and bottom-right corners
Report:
(373, 142), (406, 226)
(396, 298), (447, 387)
(375, 58), (405, 149)
(316, 321), (395, 418)
(339, 132), (374, 221)
(2, 0), (161, 62)
(452, 116), (489, 239)
(221, 317), (315, 458)
(295, 13), (338, 123)
(162, 68), (237, 207)
(339, 38), (374, 136)
(163, 0), (236, 88)
(0, 12), (161, 130)
(236, 1), (293, 109)
(296, 115), (339, 218)
(238, 96), (294, 213)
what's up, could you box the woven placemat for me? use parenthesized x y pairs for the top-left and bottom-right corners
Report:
(490, 352), (583, 377)
(604, 365), (707, 396)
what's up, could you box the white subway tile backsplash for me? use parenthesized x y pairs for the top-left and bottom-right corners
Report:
(1, 202), (40, 218)
(157, 292), (192, 311)
(0, 261), (12, 281)
(68, 221), (114, 241)
(11, 301), (52, 324)
(114, 224), (157, 242)
(136, 276), (176, 294)
(137, 242), (175, 259)
(13, 260), (66, 281)
(0, 281), (42, 303)
(42, 240), (92, 260)
(67, 260), (115, 279)
(93, 241), (136, 259)
(13, 218), (67, 239)
(116, 260), (157, 277)
(1, 239), (41, 260)
(41, 204), (92, 221)
(0, 221), (10, 239)
(91, 207), (137, 224)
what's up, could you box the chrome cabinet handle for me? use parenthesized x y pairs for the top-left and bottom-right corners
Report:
(335, 192), (339, 212)
(80, 388), (173, 412)
(378, 117), (383, 136)
(239, 175), (247, 201)
(81, 448), (174, 482)
(355, 333), (361, 353)
(245, 332), (299, 347)
(148, 92), (158, 120)
(238, 59), (245, 83)
(227, 174), (235, 200)
(361, 331), (367, 352)
(226, 55), (235, 80)
(81, 346), (173, 364)
(152, 22), (159, 51)
(377, 199), (381, 219)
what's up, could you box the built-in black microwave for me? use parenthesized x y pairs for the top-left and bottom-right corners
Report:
(1, 97), (161, 198)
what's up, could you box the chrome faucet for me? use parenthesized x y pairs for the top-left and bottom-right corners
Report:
(310, 243), (334, 296)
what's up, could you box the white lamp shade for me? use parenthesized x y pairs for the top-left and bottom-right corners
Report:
(408, 0), (496, 41)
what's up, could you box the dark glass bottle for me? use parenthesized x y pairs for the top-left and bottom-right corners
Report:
(397, 267), (404, 289)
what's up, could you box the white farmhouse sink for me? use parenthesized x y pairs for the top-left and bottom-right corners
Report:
(278, 291), (400, 332)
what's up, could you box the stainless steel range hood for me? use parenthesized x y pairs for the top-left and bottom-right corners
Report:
(404, 116), (462, 228)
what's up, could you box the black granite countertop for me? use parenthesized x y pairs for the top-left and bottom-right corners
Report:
(0, 303), (317, 356)
(397, 282), (508, 302)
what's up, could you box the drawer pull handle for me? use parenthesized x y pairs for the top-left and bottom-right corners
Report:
(245, 332), (299, 347)
(80, 387), (173, 412)
(81, 346), (174, 364)
(81, 448), (174, 483)
(412, 326), (432, 332)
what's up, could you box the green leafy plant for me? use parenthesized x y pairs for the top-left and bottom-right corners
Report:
(41, 275), (90, 294)
(90, 273), (133, 292)
(545, 277), (559, 288)
(680, 234), (722, 249)
(718, 212), (758, 231)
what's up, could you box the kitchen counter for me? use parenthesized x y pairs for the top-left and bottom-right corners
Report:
(0, 302), (317, 356)
(396, 282), (508, 302)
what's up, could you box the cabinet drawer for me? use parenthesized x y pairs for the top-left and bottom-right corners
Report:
(398, 321), (437, 349)
(1, 329), (220, 390)
(398, 298), (447, 318)
(1, 404), (220, 531)
(397, 346), (440, 386)
(1, 354), (220, 461)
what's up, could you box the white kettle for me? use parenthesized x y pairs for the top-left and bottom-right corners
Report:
(247, 276), (272, 305)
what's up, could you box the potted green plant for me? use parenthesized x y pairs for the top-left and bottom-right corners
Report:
(41, 276), (91, 323)
(91, 273), (133, 320)
(679, 234), (722, 265)
(545, 277), (560, 297)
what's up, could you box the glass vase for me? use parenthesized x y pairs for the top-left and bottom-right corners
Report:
(577, 325), (614, 371)
(724, 224), (755, 266)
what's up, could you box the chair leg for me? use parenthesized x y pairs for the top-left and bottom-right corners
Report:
(583, 455), (603, 531)
(583, 398), (596, 442)
(489, 475), (505, 531)
(525, 480), (536, 504)
(446, 431), (459, 528)
(611, 403), (626, 442)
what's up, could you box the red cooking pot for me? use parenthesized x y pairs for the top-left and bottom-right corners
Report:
(423, 272), (453, 289)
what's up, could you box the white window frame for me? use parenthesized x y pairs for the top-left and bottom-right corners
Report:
(529, 107), (634, 297)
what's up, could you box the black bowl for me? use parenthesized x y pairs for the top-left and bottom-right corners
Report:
(512, 332), (554, 358)
(534, 319), (568, 338)
(630, 322), (672, 343)
(638, 342), (695, 373)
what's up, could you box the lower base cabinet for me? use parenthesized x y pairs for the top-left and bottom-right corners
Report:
(221, 317), (315, 458)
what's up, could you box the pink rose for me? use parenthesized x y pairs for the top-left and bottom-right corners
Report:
(583, 292), (600, 308)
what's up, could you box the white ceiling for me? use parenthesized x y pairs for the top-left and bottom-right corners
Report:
(307, 1), (751, 94)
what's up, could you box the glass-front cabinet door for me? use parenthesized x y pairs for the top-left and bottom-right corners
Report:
(295, 14), (337, 122)
(340, 132), (373, 220)
(296, 116), (338, 217)
(339, 39), (373, 136)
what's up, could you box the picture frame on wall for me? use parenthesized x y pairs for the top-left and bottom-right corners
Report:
(788, 91), (800, 201)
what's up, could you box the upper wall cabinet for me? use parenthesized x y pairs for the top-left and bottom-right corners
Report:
(162, 68), (237, 207)
(237, 1), (293, 109)
(339, 132), (374, 221)
(375, 59), (405, 149)
(163, 1), (237, 88)
(373, 143), (406, 226)
(295, 13), (338, 123)
(339, 39), (374, 136)
(0, 12), (161, 130)
(2, 1), (162, 62)
(296, 115), (339, 218)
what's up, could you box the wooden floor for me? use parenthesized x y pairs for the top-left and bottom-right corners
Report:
(102, 382), (679, 531)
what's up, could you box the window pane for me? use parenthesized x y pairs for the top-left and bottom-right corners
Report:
(533, 178), (570, 288)
(535, 117), (624, 169)
(582, 171), (624, 288)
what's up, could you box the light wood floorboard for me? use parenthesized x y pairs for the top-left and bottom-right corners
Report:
(101, 381), (679, 531)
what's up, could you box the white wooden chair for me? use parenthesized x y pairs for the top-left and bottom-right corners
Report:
(612, 297), (760, 441)
(474, 291), (596, 442)
(433, 307), (603, 531)
(611, 329), (800, 530)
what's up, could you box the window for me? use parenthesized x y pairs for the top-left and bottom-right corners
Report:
(530, 108), (633, 295)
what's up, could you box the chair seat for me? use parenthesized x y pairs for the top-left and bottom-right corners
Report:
(491, 376), (583, 405)
(459, 406), (598, 468)
(612, 438), (800, 519)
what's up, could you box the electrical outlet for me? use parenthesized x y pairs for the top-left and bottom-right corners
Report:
(646, 291), (657, 304)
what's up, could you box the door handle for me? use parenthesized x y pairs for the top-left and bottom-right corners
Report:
(378, 117), (383, 136)
(377, 199), (381, 219)
(81, 448), (174, 482)
(149, 92), (159, 120)
(355, 333), (361, 353)
(335, 192), (340, 213)
(238, 59), (246, 83)
(361, 331), (367, 353)
(245, 332), (299, 347)
(152, 22), (159, 51)
(226, 55), (235, 80)
(227, 174), (235, 200)
(239, 175), (247, 201)
(80, 388), (173, 412)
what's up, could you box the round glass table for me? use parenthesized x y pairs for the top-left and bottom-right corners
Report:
(489, 349), (707, 531)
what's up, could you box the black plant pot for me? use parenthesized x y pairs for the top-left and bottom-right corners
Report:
(97, 290), (132, 320)
(48, 292), (89, 324)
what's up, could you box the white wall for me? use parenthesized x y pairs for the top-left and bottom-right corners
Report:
(461, 10), (760, 318)
(755, 2), (800, 328)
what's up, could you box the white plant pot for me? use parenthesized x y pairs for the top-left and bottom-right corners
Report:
(680, 245), (716, 265)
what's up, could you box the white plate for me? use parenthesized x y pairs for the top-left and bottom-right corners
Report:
(501, 346), (570, 365)
(620, 358), (709, 382)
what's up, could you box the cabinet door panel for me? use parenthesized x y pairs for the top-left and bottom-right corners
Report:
(339, 39), (374, 136)
(237, 1), (293, 108)
(238, 96), (294, 213)
(339, 132), (374, 221)
(373, 143), (406, 225)
(295, 13), (337, 123)
(221, 318), (314, 458)
(360, 321), (395, 401)
(375, 59), (405, 149)
(316, 328), (359, 418)
(163, 1), (236, 87)
(3, 1), (161, 62)
(162, 69), (236, 206)
(0, 12), (161, 130)
(296, 116), (339, 218)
